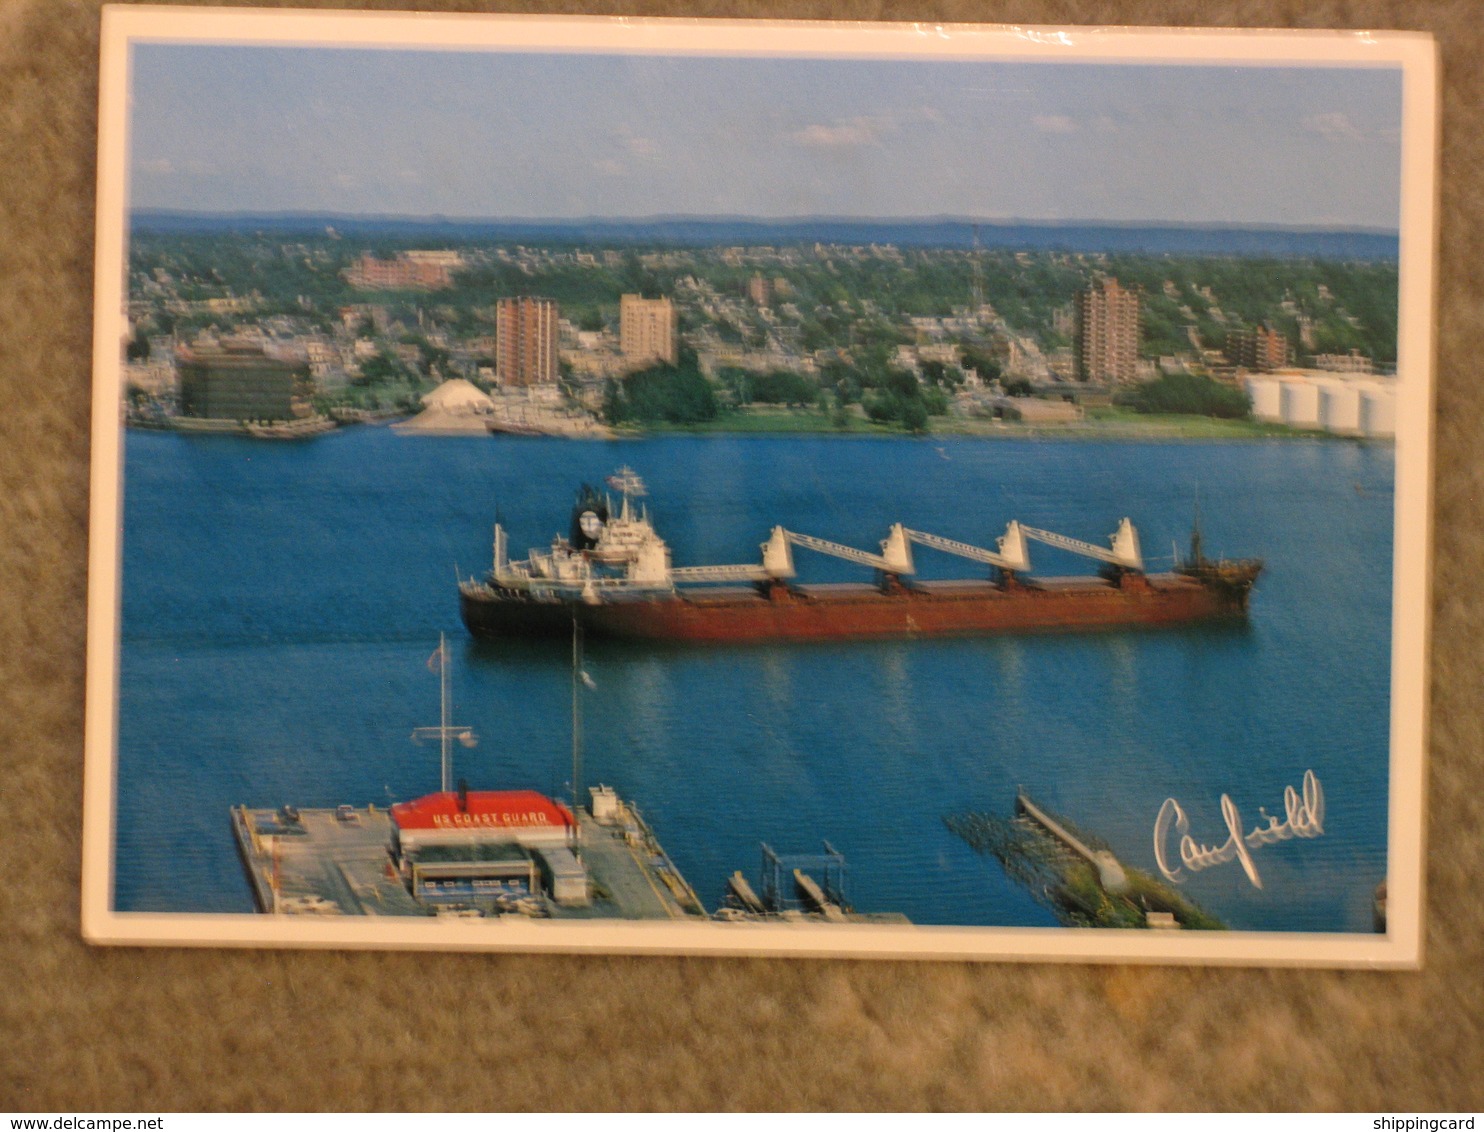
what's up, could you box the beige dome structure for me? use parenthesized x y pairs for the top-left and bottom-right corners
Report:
(393, 378), (496, 434)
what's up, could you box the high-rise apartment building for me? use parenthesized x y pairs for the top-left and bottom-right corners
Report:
(496, 296), (559, 387)
(1076, 277), (1141, 384)
(620, 294), (677, 366)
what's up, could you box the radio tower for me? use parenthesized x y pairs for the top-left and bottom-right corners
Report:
(411, 633), (477, 793)
(971, 222), (985, 313)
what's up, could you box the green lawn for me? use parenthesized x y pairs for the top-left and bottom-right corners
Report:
(627, 406), (894, 436)
(623, 404), (1337, 441)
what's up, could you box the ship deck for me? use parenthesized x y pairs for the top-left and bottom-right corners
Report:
(670, 572), (1204, 603)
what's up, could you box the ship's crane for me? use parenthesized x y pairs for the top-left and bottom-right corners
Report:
(759, 525), (915, 580)
(898, 522), (1032, 574)
(670, 520), (1136, 584)
(1017, 518), (1144, 572)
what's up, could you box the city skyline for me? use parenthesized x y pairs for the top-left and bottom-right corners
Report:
(129, 46), (1405, 232)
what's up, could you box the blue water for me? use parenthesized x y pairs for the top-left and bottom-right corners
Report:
(114, 430), (1395, 932)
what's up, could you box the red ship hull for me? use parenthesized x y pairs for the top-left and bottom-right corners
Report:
(460, 570), (1256, 644)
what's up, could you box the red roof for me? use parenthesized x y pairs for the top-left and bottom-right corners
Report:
(391, 789), (575, 832)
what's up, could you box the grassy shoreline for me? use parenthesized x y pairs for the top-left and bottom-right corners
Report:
(624, 407), (1379, 442)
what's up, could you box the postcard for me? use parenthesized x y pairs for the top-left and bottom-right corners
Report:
(85, 7), (1437, 965)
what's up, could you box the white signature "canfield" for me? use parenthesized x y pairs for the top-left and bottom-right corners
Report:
(1152, 770), (1325, 889)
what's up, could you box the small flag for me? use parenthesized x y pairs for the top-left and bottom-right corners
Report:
(580, 670), (597, 690)
(427, 644), (444, 673)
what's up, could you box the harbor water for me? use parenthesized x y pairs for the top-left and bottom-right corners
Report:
(113, 429), (1395, 932)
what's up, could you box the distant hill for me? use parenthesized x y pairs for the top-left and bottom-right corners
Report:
(130, 210), (1400, 261)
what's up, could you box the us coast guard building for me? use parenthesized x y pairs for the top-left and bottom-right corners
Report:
(388, 787), (589, 906)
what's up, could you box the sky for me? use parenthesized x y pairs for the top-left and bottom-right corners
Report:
(128, 45), (1405, 230)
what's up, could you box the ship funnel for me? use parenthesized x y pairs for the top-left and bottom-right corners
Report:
(762, 526), (796, 579)
(1111, 518), (1144, 572)
(880, 524), (916, 576)
(997, 521), (1032, 573)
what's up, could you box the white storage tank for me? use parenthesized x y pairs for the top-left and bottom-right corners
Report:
(1360, 384), (1397, 438)
(1246, 377), (1283, 422)
(1279, 379), (1321, 428)
(1318, 380), (1363, 435)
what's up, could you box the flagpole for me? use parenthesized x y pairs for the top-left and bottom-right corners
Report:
(571, 615), (582, 829)
(411, 635), (475, 796)
(439, 632), (451, 793)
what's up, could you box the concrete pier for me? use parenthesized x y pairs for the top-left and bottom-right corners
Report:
(231, 798), (706, 920)
(1016, 793), (1130, 895)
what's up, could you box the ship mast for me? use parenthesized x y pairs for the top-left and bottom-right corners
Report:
(1189, 487), (1205, 567)
(606, 466), (647, 523)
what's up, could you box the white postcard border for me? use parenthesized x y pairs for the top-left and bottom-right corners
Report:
(85, 6), (1438, 967)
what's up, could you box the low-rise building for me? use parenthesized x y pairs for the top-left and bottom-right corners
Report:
(1312, 350), (1374, 374)
(344, 252), (455, 291)
(123, 358), (177, 397)
(993, 396), (1085, 423)
(1226, 325), (1291, 372)
(177, 342), (309, 422)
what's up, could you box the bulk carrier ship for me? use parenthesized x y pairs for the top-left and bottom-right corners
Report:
(458, 469), (1262, 644)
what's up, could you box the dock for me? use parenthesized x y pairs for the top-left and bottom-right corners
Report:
(566, 792), (707, 920)
(232, 804), (421, 915)
(1015, 793), (1130, 895)
(714, 841), (910, 925)
(232, 792), (706, 920)
(946, 796), (1225, 930)
(232, 782), (910, 925)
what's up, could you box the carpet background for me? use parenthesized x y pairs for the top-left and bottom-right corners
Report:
(3, 0), (1481, 1112)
